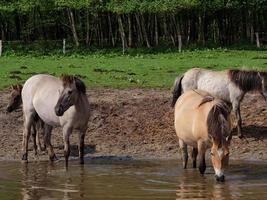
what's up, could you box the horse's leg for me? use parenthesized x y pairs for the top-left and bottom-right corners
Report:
(44, 125), (56, 161)
(191, 147), (198, 168)
(32, 123), (38, 155)
(179, 139), (188, 169)
(63, 126), (73, 168)
(22, 113), (34, 162)
(78, 129), (86, 164)
(36, 120), (43, 152)
(197, 141), (206, 175)
(233, 101), (243, 138)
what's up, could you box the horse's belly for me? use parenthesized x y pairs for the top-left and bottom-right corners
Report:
(33, 99), (60, 127)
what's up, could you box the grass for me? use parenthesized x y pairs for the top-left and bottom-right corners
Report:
(0, 48), (267, 90)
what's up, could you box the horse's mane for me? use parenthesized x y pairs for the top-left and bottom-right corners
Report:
(12, 84), (23, 92)
(206, 99), (231, 147)
(228, 69), (263, 92)
(61, 75), (86, 94)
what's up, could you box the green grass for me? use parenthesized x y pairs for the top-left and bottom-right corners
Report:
(0, 48), (267, 90)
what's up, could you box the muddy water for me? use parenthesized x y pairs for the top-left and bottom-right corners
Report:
(0, 160), (266, 200)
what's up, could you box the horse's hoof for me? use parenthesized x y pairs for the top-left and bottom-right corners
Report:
(21, 153), (28, 161)
(49, 154), (58, 162)
(238, 135), (244, 139)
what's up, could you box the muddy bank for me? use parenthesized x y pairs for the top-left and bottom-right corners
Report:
(0, 88), (266, 162)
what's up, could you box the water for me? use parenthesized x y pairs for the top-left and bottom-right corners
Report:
(0, 159), (266, 200)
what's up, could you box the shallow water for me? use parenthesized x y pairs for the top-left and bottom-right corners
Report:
(0, 159), (266, 200)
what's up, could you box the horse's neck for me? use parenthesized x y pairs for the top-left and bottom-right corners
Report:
(74, 94), (89, 112)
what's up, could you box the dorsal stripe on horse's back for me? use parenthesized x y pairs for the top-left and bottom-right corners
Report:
(198, 95), (214, 107)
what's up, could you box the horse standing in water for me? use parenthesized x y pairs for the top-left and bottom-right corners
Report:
(172, 68), (267, 138)
(173, 90), (232, 182)
(21, 74), (90, 167)
(6, 84), (45, 154)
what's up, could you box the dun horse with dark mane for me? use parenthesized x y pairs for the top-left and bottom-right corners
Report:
(172, 68), (267, 138)
(173, 90), (232, 182)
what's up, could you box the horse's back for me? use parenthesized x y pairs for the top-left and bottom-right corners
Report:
(22, 74), (62, 126)
(182, 68), (230, 101)
(174, 90), (213, 146)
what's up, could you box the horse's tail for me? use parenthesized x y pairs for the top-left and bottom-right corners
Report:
(171, 75), (184, 107)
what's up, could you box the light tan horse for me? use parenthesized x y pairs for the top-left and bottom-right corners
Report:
(173, 90), (232, 182)
(21, 74), (90, 167)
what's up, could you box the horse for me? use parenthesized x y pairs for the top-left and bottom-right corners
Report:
(173, 90), (232, 182)
(21, 74), (90, 167)
(6, 84), (46, 155)
(171, 68), (267, 138)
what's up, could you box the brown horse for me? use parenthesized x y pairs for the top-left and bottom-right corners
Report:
(22, 74), (90, 167)
(172, 68), (267, 138)
(6, 84), (45, 155)
(173, 90), (232, 182)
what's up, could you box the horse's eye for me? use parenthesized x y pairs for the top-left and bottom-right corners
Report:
(68, 90), (73, 95)
(210, 152), (214, 156)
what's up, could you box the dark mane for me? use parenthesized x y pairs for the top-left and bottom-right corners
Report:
(228, 69), (262, 92)
(207, 100), (231, 147)
(61, 75), (86, 94)
(12, 84), (23, 92)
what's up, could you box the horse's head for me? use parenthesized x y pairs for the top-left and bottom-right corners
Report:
(208, 100), (232, 182)
(210, 135), (231, 182)
(259, 72), (267, 101)
(6, 84), (23, 112)
(55, 75), (86, 116)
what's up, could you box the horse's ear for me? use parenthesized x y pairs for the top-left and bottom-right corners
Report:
(17, 84), (23, 91)
(226, 134), (232, 144)
(74, 77), (86, 94)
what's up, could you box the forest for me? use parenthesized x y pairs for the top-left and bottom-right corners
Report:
(0, 0), (267, 50)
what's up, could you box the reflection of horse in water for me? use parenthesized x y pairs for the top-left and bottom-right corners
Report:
(175, 169), (239, 200)
(173, 90), (232, 182)
(20, 163), (86, 200)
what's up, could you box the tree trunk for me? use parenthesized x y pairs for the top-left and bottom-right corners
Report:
(67, 8), (79, 47)
(255, 32), (260, 48)
(140, 13), (151, 48)
(108, 13), (115, 47)
(128, 14), (133, 47)
(86, 9), (90, 46)
(154, 14), (159, 46)
(118, 14), (128, 54)
(135, 13), (143, 46)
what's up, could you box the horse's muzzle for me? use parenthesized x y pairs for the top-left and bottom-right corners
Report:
(215, 175), (225, 182)
(55, 105), (64, 116)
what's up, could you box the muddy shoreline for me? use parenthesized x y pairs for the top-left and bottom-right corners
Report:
(0, 88), (266, 162)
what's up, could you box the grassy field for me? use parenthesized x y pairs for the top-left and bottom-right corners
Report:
(0, 49), (266, 89)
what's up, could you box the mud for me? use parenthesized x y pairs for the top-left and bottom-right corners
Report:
(0, 88), (266, 162)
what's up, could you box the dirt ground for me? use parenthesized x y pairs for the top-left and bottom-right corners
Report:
(0, 88), (266, 162)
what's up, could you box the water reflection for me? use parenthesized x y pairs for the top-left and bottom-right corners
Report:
(1, 160), (264, 200)
(20, 162), (86, 200)
(175, 169), (242, 200)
